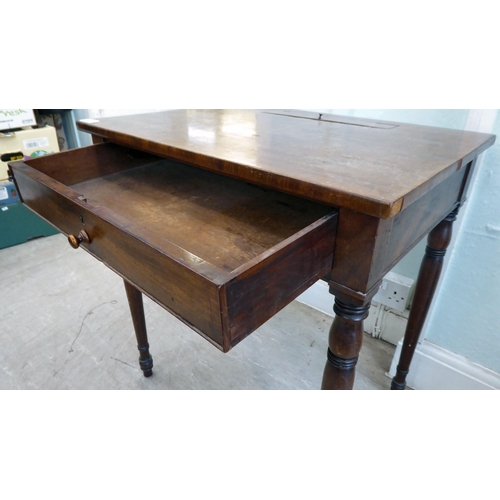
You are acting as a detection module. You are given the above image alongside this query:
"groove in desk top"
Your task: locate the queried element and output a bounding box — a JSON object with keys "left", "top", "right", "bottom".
{"left": 77, "top": 110, "right": 496, "bottom": 219}
{"left": 70, "top": 159, "right": 335, "bottom": 273}
{"left": 261, "top": 110, "right": 400, "bottom": 129}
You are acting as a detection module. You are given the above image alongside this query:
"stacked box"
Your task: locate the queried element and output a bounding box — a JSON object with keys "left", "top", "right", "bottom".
{"left": 0, "top": 126, "right": 60, "bottom": 249}
{"left": 0, "top": 109, "right": 36, "bottom": 131}
{"left": 1, "top": 125, "right": 59, "bottom": 180}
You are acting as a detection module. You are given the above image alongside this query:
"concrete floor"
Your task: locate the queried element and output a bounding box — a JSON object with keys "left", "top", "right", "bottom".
{"left": 0, "top": 234, "right": 396, "bottom": 390}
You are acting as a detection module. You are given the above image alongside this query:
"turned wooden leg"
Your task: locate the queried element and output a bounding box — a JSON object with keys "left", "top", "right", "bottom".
{"left": 123, "top": 280, "right": 154, "bottom": 377}
{"left": 322, "top": 298, "right": 371, "bottom": 390}
{"left": 391, "top": 206, "right": 460, "bottom": 390}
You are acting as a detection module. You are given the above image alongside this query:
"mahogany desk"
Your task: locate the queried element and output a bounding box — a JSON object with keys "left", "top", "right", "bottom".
{"left": 9, "top": 110, "right": 496, "bottom": 389}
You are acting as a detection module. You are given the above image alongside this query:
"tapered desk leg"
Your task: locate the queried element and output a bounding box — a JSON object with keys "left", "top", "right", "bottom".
{"left": 322, "top": 298, "right": 371, "bottom": 390}
{"left": 123, "top": 280, "right": 154, "bottom": 377}
{"left": 391, "top": 206, "right": 460, "bottom": 390}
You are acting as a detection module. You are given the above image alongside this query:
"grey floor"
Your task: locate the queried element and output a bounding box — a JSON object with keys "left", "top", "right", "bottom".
{"left": 1, "top": 234, "right": 396, "bottom": 390}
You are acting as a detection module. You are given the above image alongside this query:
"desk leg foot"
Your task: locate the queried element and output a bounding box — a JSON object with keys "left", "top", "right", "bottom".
{"left": 124, "top": 280, "right": 154, "bottom": 378}
{"left": 322, "top": 299, "right": 370, "bottom": 390}
{"left": 391, "top": 206, "right": 459, "bottom": 390}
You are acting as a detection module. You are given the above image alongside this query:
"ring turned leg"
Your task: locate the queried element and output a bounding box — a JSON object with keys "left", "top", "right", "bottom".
{"left": 322, "top": 298, "right": 371, "bottom": 390}
{"left": 123, "top": 280, "right": 154, "bottom": 377}
{"left": 391, "top": 206, "right": 460, "bottom": 390}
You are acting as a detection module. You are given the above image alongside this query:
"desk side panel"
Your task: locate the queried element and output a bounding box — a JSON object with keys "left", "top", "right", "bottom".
{"left": 379, "top": 161, "right": 473, "bottom": 279}
{"left": 11, "top": 166, "right": 225, "bottom": 348}
{"left": 328, "top": 160, "right": 475, "bottom": 299}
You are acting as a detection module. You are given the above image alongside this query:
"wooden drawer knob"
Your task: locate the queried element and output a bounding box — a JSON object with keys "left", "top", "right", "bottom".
{"left": 68, "top": 230, "right": 91, "bottom": 249}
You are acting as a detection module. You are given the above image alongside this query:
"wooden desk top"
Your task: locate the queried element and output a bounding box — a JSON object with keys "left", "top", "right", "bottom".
{"left": 78, "top": 110, "right": 495, "bottom": 219}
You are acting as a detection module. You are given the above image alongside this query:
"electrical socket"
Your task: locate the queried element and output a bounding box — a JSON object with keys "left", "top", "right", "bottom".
{"left": 373, "top": 271, "right": 414, "bottom": 312}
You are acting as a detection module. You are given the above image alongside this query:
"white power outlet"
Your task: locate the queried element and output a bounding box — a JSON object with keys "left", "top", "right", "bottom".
{"left": 373, "top": 271, "right": 414, "bottom": 312}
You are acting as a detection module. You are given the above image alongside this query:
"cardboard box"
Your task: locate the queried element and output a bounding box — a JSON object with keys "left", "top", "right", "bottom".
{"left": 0, "top": 125, "right": 59, "bottom": 180}
{"left": 0, "top": 109, "right": 36, "bottom": 131}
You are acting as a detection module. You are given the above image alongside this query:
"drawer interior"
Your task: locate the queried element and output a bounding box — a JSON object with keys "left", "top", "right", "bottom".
{"left": 72, "top": 161, "right": 334, "bottom": 272}
{"left": 27, "top": 142, "right": 335, "bottom": 274}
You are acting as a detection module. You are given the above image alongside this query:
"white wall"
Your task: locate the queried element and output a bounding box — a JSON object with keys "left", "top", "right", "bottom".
{"left": 422, "top": 110, "right": 499, "bottom": 373}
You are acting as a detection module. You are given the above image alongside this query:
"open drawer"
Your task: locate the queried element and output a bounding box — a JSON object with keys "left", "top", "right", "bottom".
{"left": 9, "top": 142, "right": 338, "bottom": 352}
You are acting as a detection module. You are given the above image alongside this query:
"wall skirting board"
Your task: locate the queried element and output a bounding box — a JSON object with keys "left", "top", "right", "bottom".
{"left": 389, "top": 340, "right": 500, "bottom": 390}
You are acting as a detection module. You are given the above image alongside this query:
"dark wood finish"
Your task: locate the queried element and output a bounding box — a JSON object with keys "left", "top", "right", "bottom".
{"left": 380, "top": 162, "right": 474, "bottom": 277}
{"left": 77, "top": 110, "right": 495, "bottom": 219}
{"left": 11, "top": 163, "right": 226, "bottom": 347}
{"left": 70, "top": 157, "right": 335, "bottom": 272}
{"left": 224, "top": 215, "right": 336, "bottom": 349}
{"left": 328, "top": 209, "right": 391, "bottom": 297}
{"left": 21, "top": 141, "right": 159, "bottom": 186}
{"left": 124, "top": 279, "right": 153, "bottom": 377}
{"left": 9, "top": 143, "right": 337, "bottom": 352}
{"left": 8, "top": 110, "right": 496, "bottom": 389}
{"left": 391, "top": 206, "right": 460, "bottom": 390}
{"left": 322, "top": 295, "right": 373, "bottom": 390}
{"left": 328, "top": 161, "right": 477, "bottom": 300}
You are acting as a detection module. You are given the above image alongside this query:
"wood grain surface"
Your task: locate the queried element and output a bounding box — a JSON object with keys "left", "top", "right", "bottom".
{"left": 70, "top": 156, "right": 335, "bottom": 272}
{"left": 77, "top": 110, "right": 495, "bottom": 218}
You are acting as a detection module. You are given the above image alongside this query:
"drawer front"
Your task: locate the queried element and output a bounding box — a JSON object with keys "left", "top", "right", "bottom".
{"left": 11, "top": 166, "right": 225, "bottom": 348}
